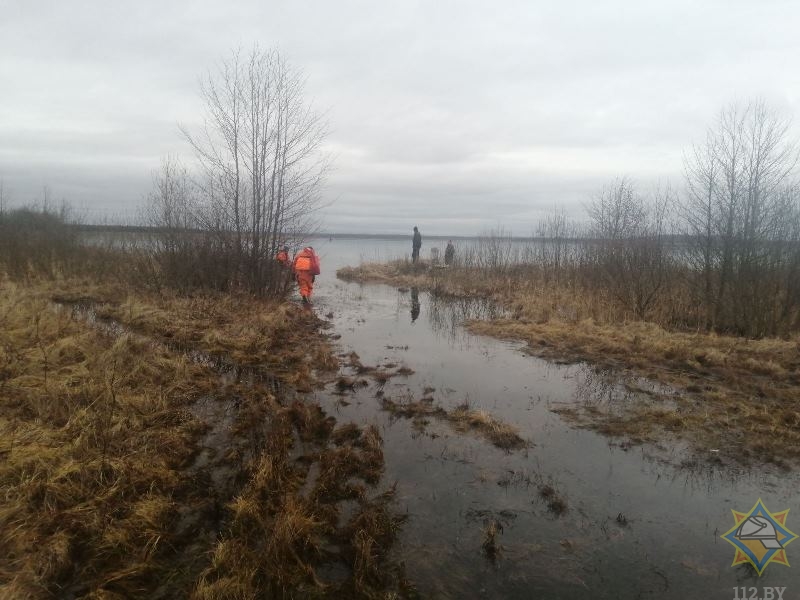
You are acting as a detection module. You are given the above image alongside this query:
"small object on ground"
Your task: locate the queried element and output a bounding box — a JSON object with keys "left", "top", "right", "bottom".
{"left": 482, "top": 519, "right": 502, "bottom": 560}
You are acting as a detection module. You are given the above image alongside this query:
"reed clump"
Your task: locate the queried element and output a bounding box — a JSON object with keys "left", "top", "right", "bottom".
{"left": 193, "top": 408, "right": 409, "bottom": 599}
{"left": 380, "top": 395, "right": 528, "bottom": 451}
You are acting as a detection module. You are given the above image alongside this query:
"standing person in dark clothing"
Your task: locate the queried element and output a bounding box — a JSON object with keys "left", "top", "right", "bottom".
{"left": 444, "top": 240, "right": 455, "bottom": 266}
{"left": 412, "top": 226, "right": 422, "bottom": 263}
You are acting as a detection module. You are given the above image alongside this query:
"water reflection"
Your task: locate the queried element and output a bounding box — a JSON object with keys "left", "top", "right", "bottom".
{"left": 410, "top": 287, "right": 420, "bottom": 323}
{"left": 426, "top": 292, "right": 506, "bottom": 344}
{"left": 317, "top": 277, "right": 800, "bottom": 598}
{"left": 566, "top": 362, "right": 791, "bottom": 493}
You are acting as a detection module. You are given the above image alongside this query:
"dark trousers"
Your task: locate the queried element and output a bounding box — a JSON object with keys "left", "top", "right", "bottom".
{"left": 412, "top": 247, "right": 420, "bottom": 263}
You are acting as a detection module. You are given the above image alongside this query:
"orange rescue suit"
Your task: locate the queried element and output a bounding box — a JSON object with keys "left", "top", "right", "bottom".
{"left": 293, "top": 247, "right": 321, "bottom": 299}
{"left": 276, "top": 250, "right": 289, "bottom": 265}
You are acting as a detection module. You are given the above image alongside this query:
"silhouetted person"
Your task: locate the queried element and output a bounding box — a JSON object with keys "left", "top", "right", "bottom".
{"left": 410, "top": 287, "right": 420, "bottom": 322}
{"left": 412, "top": 226, "right": 422, "bottom": 263}
{"left": 444, "top": 240, "right": 455, "bottom": 266}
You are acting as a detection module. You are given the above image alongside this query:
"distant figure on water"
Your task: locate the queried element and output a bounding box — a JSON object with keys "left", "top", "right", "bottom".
{"left": 444, "top": 240, "right": 455, "bottom": 266}
{"left": 412, "top": 226, "right": 422, "bottom": 263}
{"left": 293, "top": 246, "right": 321, "bottom": 304}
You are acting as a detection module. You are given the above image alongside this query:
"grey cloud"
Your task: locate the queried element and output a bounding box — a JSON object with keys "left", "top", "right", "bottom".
{"left": 2, "top": 0, "right": 800, "bottom": 233}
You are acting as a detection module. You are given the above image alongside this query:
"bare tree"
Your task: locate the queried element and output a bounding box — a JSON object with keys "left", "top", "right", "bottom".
{"left": 533, "top": 207, "right": 576, "bottom": 282}
{"left": 180, "top": 46, "right": 329, "bottom": 295}
{"left": 587, "top": 178, "right": 674, "bottom": 319}
{"left": 682, "top": 100, "right": 799, "bottom": 335}
{"left": 141, "top": 157, "right": 204, "bottom": 291}
{"left": 683, "top": 130, "right": 721, "bottom": 328}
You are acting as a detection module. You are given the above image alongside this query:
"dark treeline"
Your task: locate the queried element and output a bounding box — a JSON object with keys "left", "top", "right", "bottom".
{"left": 0, "top": 206, "right": 84, "bottom": 280}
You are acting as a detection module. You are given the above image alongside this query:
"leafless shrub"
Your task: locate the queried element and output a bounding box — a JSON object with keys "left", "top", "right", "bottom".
{"left": 682, "top": 100, "right": 800, "bottom": 335}
{"left": 174, "top": 45, "right": 329, "bottom": 296}
{"left": 586, "top": 178, "right": 675, "bottom": 320}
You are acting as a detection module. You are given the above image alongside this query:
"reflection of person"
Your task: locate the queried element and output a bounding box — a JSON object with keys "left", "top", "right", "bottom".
{"left": 412, "top": 226, "right": 422, "bottom": 263}
{"left": 410, "top": 287, "right": 420, "bottom": 322}
{"left": 444, "top": 240, "right": 455, "bottom": 266}
{"left": 292, "top": 246, "right": 321, "bottom": 304}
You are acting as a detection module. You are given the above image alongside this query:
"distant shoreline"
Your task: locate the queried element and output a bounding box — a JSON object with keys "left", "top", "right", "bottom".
{"left": 74, "top": 224, "right": 495, "bottom": 240}
{"left": 74, "top": 224, "right": 594, "bottom": 243}
{"left": 75, "top": 224, "right": 723, "bottom": 246}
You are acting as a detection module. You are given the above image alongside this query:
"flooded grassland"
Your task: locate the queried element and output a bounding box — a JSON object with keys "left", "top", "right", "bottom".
{"left": 326, "top": 254, "right": 800, "bottom": 599}
{"left": 0, "top": 279, "right": 410, "bottom": 599}
{"left": 3, "top": 234, "right": 799, "bottom": 599}
{"left": 338, "top": 260, "right": 800, "bottom": 467}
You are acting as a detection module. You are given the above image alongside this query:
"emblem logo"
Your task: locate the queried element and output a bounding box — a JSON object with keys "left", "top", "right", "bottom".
{"left": 721, "top": 499, "right": 797, "bottom": 575}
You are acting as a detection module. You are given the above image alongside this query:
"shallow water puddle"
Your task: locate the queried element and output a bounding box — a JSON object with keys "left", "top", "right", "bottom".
{"left": 309, "top": 273, "right": 800, "bottom": 599}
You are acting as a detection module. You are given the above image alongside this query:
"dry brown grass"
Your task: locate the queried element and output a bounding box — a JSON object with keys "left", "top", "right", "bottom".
{"left": 448, "top": 404, "right": 527, "bottom": 450}
{"left": 479, "top": 319, "right": 800, "bottom": 463}
{"left": 538, "top": 484, "right": 568, "bottom": 516}
{"left": 0, "top": 282, "right": 208, "bottom": 598}
{"left": 481, "top": 519, "right": 502, "bottom": 560}
{"left": 339, "top": 261, "right": 800, "bottom": 464}
{"left": 337, "top": 262, "right": 431, "bottom": 290}
{"left": 1, "top": 275, "right": 410, "bottom": 598}
{"left": 193, "top": 407, "right": 407, "bottom": 599}
{"left": 48, "top": 280, "right": 338, "bottom": 390}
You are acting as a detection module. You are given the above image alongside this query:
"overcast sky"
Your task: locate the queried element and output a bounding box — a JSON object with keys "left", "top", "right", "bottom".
{"left": 2, "top": 1, "right": 799, "bottom": 234}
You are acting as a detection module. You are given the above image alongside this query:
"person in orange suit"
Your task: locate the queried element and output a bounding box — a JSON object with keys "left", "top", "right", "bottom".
{"left": 292, "top": 246, "right": 321, "bottom": 303}
{"left": 276, "top": 245, "right": 290, "bottom": 266}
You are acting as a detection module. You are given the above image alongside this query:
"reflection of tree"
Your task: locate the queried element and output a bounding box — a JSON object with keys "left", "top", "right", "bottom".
{"left": 410, "top": 287, "right": 420, "bottom": 322}
{"left": 426, "top": 293, "right": 505, "bottom": 344}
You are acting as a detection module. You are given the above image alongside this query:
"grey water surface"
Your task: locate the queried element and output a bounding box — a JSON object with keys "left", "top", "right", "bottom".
{"left": 304, "top": 237, "right": 799, "bottom": 600}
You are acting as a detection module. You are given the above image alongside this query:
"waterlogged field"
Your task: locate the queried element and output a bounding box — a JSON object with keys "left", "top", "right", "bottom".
{"left": 0, "top": 279, "right": 407, "bottom": 598}
{"left": 2, "top": 236, "right": 798, "bottom": 599}
{"left": 308, "top": 238, "right": 800, "bottom": 599}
